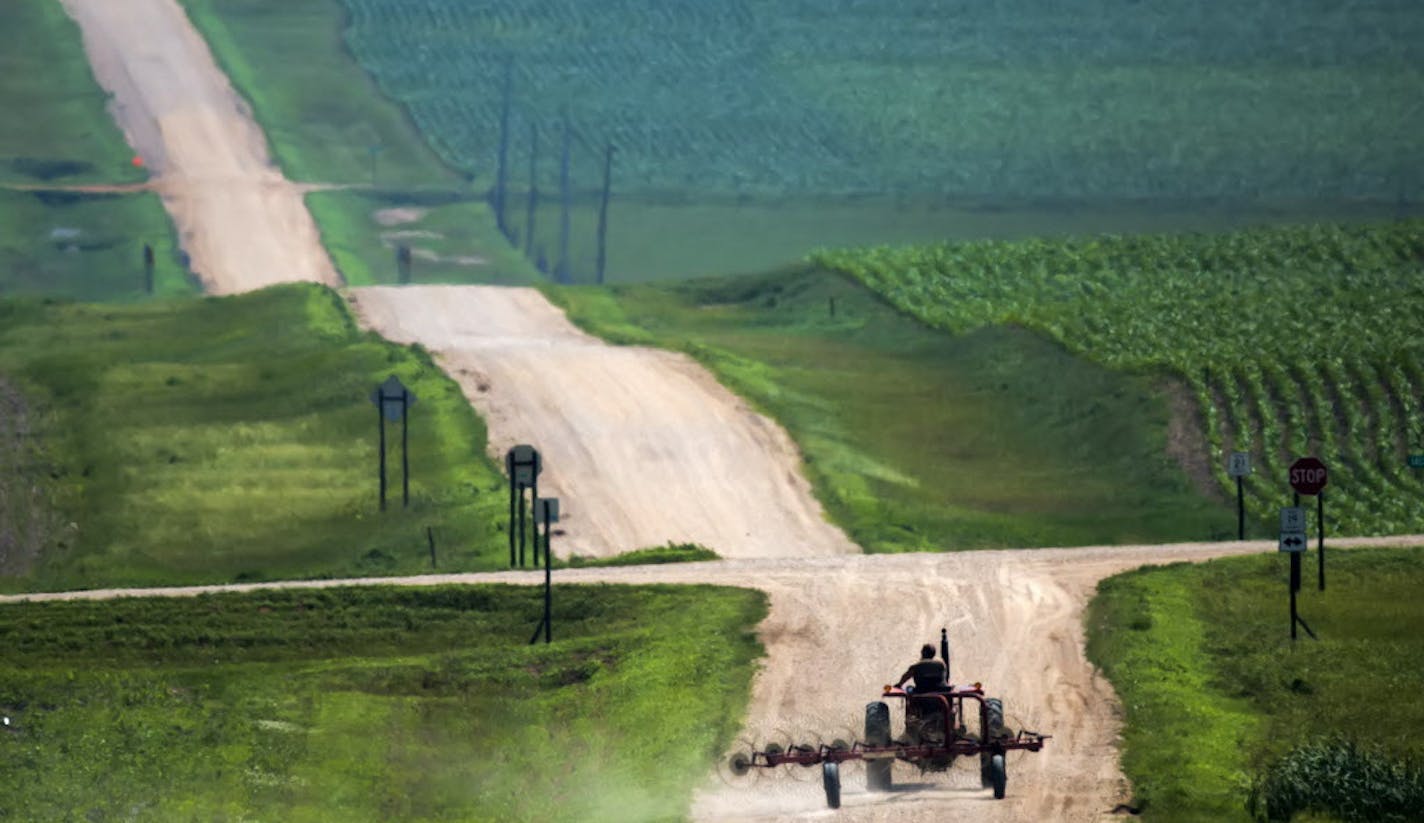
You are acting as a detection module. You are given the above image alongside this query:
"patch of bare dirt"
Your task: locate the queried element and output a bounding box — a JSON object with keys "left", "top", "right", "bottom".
{"left": 1162, "top": 376, "right": 1221, "bottom": 501}
{"left": 373, "top": 207, "right": 428, "bottom": 226}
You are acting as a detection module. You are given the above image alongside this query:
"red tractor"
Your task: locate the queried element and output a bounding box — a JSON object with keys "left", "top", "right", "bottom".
{"left": 728, "top": 631, "right": 1050, "bottom": 809}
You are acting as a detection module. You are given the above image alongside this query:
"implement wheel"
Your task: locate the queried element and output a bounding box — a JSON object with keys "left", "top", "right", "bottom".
{"left": 822, "top": 762, "right": 841, "bottom": 809}
{"left": 865, "top": 701, "right": 893, "bottom": 792}
{"left": 989, "top": 753, "right": 1007, "bottom": 799}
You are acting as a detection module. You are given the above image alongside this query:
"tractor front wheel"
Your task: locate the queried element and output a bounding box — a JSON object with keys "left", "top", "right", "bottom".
{"left": 865, "top": 701, "right": 893, "bottom": 792}
{"left": 822, "top": 762, "right": 841, "bottom": 809}
{"left": 989, "top": 753, "right": 1007, "bottom": 799}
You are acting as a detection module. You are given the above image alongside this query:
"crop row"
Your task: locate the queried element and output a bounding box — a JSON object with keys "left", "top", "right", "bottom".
{"left": 336, "top": 0, "right": 1424, "bottom": 200}
{"left": 814, "top": 219, "right": 1424, "bottom": 536}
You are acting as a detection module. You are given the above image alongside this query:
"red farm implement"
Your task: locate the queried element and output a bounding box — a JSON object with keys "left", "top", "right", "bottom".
{"left": 727, "top": 633, "right": 1050, "bottom": 809}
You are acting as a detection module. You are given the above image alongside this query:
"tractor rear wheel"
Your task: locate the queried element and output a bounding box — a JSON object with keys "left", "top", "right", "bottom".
{"left": 985, "top": 697, "right": 1005, "bottom": 738}
{"left": 989, "top": 753, "right": 1007, "bottom": 799}
{"left": 822, "top": 762, "right": 841, "bottom": 809}
{"left": 865, "top": 701, "right": 893, "bottom": 792}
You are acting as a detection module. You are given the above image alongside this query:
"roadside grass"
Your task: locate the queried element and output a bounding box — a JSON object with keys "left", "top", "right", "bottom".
{"left": 566, "top": 543, "right": 720, "bottom": 568}
{"left": 0, "top": 583, "right": 768, "bottom": 822}
{"left": 0, "top": 3, "right": 144, "bottom": 187}
{"left": 0, "top": 284, "right": 512, "bottom": 591}
{"left": 0, "top": 4, "right": 192, "bottom": 301}
{"left": 178, "top": 0, "right": 451, "bottom": 188}
{"left": 1086, "top": 545, "right": 1424, "bottom": 821}
{"left": 549, "top": 267, "right": 1230, "bottom": 550}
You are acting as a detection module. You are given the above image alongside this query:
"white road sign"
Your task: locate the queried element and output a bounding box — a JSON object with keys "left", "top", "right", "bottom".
{"left": 1280, "top": 506, "right": 1306, "bottom": 533}
{"left": 535, "top": 498, "right": 560, "bottom": 523}
{"left": 1279, "top": 532, "right": 1308, "bottom": 552}
{"left": 1227, "top": 452, "right": 1251, "bottom": 478}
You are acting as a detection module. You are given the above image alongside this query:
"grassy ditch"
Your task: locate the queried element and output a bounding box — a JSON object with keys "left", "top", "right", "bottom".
{"left": 1086, "top": 545, "right": 1424, "bottom": 821}
{"left": 0, "top": 583, "right": 768, "bottom": 821}
{"left": 550, "top": 267, "right": 1228, "bottom": 550}
{"left": 0, "top": 284, "right": 510, "bottom": 591}
{"left": 0, "top": 3, "right": 192, "bottom": 300}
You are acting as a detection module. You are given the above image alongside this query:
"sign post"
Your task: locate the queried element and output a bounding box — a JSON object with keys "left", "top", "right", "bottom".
{"left": 1227, "top": 452, "right": 1251, "bottom": 540}
{"left": 1279, "top": 507, "right": 1314, "bottom": 641}
{"left": 506, "top": 445, "right": 542, "bottom": 567}
{"left": 529, "top": 498, "right": 559, "bottom": 645}
{"left": 1288, "top": 457, "right": 1328, "bottom": 591}
{"left": 1409, "top": 455, "right": 1424, "bottom": 469}
{"left": 369, "top": 376, "right": 417, "bottom": 510}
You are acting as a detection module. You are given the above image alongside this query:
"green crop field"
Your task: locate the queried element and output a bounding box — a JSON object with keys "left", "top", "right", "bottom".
{"left": 0, "top": 584, "right": 767, "bottom": 821}
{"left": 815, "top": 219, "right": 1424, "bottom": 538}
{"left": 0, "top": 284, "right": 515, "bottom": 591}
{"left": 338, "top": 0, "right": 1423, "bottom": 203}
{"left": 1087, "top": 546, "right": 1424, "bottom": 821}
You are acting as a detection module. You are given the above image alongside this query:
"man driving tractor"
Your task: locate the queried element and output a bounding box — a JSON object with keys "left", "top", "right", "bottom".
{"left": 895, "top": 643, "right": 948, "bottom": 693}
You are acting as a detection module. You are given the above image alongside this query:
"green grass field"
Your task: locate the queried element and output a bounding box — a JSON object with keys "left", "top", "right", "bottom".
{"left": 0, "top": 284, "right": 513, "bottom": 591}
{"left": 818, "top": 220, "right": 1424, "bottom": 537}
{"left": 1086, "top": 545, "right": 1424, "bottom": 821}
{"left": 550, "top": 266, "right": 1230, "bottom": 550}
{"left": 0, "top": 583, "right": 768, "bottom": 821}
{"left": 0, "top": 4, "right": 192, "bottom": 301}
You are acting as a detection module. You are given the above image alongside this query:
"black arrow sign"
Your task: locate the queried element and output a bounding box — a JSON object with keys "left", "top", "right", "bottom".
{"left": 1283, "top": 536, "right": 1304, "bottom": 548}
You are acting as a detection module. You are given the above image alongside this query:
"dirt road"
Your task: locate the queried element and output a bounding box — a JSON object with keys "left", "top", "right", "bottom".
{"left": 6, "top": 536, "right": 1418, "bottom": 820}
{"left": 58, "top": 0, "right": 340, "bottom": 294}
{"left": 350, "top": 285, "right": 859, "bottom": 559}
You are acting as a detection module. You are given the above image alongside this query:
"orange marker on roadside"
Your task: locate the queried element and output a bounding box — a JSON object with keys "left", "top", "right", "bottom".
{"left": 132, "top": 155, "right": 145, "bottom": 168}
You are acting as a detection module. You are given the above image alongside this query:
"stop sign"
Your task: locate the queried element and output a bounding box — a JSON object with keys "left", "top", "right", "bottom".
{"left": 1289, "top": 457, "right": 1328, "bottom": 495}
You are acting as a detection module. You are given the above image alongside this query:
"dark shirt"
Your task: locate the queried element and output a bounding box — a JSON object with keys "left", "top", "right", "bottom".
{"left": 909, "top": 659, "right": 947, "bottom": 691}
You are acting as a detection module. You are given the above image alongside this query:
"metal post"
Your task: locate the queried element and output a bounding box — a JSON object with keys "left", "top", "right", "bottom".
{"left": 525, "top": 121, "right": 538, "bottom": 258}
{"left": 595, "top": 144, "right": 614, "bottom": 285}
{"left": 401, "top": 390, "right": 410, "bottom": 508}
{"left": 543, "top": 505, "right": 553, "bottom": 644}
{"left": 1317, "top": 492, "right": 1325, "bottom": 591}
{"left": 518, "top": 483, "right": 526, "bottom": 567}
{"left": 1236, "top": 476, "right": 1244, "bottom": 540}
{"left": 558, "top": 112, "right": 572, "bottom": 283}
{"left": 494, "top": 60, "right": 513, "bottom": 238}
{"left": 377, "top": 399, "right": 387, "bottom": 511}
{"left": 1289, "top": 552, "right": 1299, "bottom": 640}
{"left": 530, "top": 465, "right": 540, "bottom": 566}
{"left": 507, "top": 453, "right": 516, "bottom": 567}
{"left": 427, "top": 526, "right": 437, "bottom": 568}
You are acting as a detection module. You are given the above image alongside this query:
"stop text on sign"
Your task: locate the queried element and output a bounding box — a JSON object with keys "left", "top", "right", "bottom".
{"left": 1288, "top": 457, "right": 1328, "bottom": 495}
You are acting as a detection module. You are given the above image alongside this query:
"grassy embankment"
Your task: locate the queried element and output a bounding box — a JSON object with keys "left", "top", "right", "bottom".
{"left": 179, "top": 0, "right": 538, "bottom": 286}
{"left": 551, "top": 267, "right": 1229, "bottom": 550}
{"left": 1087, "top": 545, "right": 1424, "bottom": 821}
{"left": 817, "top": 221, "right": 1424, "bottom": 537}
{"left": 0, "top": 3, "right": 192, "bottom": 300}
{"left": 0, "top": 583, "right": 767, "bottom": 821}
{"left": 0, "top": 284, "right": 516, "bottom": 591}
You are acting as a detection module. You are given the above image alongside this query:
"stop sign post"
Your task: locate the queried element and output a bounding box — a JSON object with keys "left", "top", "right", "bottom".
{"left": 1288, "top": 457, "right": 1328, "bottom": 592}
